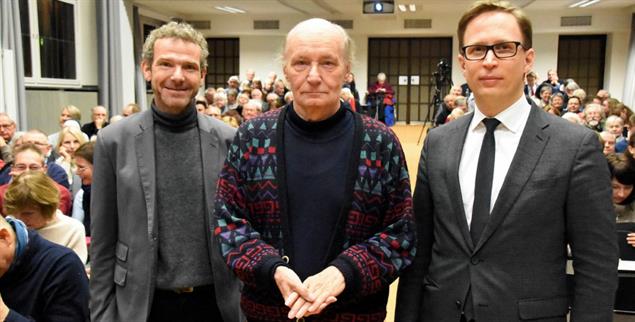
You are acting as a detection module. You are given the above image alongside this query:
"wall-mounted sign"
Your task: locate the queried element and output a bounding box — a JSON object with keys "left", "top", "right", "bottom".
{"left": 398, "top": 75, "right": 409, "bottom": 85}
{"left": 410, "top": 75, "right": 420, "bottom": 85}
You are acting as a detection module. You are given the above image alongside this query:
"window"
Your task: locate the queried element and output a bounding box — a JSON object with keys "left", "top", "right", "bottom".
{"left": 205, "top": 38, "right": 239, "bottom": 89}
{"left": 20, "top": 0, "right": 78, "bottom": 87}
{"left": 557, "top": 35, "right": 606, "bottom": 97}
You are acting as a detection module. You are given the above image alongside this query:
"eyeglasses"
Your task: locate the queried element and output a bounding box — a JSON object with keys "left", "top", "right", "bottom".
{"left": 76, "top": 165, "right": 91, "bottom": 173}
{"left": 461, "top": 41, "right": 526, "bottom": 61}
{"left": 13, "top": 164, "right": 43, "bottom": 171}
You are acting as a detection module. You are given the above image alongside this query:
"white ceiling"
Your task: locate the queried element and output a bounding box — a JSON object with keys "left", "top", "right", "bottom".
{"left": 133, "top": 0, "right": 635, "bottom": 20}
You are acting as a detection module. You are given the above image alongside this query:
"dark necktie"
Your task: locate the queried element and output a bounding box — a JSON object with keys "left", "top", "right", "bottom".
{"left": 471, "top": 118, "right": 501, "bottom": 245}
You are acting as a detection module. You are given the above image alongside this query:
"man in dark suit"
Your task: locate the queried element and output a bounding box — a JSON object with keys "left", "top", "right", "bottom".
{"left": 396, "top": 1, "right": 617, "bottom": 321}
{"left": 89, "top": 21, "right": 243, "bottom": 322}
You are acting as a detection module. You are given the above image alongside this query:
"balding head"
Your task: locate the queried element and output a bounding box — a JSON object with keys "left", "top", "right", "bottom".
{"left": 282, "top": 18, "right": 353, "bottom": 68}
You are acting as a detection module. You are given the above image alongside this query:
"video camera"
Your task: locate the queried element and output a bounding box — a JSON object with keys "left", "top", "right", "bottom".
{"left": 432, "top": 59, "right": 452, "bottom": 88}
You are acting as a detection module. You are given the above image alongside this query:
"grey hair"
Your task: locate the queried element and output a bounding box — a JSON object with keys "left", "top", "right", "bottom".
{"left": 142, "top": 21, "right": 209, "bottom": 68}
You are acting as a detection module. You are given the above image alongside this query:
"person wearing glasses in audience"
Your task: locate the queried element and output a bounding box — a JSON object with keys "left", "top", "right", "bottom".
{"left": 0, "top": 144, "right": 71, "bottom": 216}
{"left": 3, "top": 171, "right": 87, "bottom": 264}
{"left": 0, "top": 114, "right": 21, "bottom": 164}
{"left": 0, "top": 130, "right": 70, "bottom": 189}
{"left": 396, "top": 1, "right": 617, "bottom": 321}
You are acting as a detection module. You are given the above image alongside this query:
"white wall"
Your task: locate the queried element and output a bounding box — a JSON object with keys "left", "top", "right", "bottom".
{"left": 194, "top": 7, "right": 632, "bottom": 101}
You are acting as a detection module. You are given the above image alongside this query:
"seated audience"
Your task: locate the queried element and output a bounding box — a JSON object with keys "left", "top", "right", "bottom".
{"left": 8, "top": 130, "right": 70, "bottom": 188}
{"left": 195, "top": 97, "right": 208, "bottom": 114}
{"left": 584, "top": 103, "right": 604, "bottom": 132}
{"left": 0, "top": 215, "right": 89, "bottom": 321}
{"left": 205, "top": 106, "right": 222, "bottom": 119}
{"left": 55, "top": 127, "right": 88, "bottom": 186}
{"left": 605, "top": 115, "right": 627, "bottom": 153}
{"left": 600, "top": 131, "right": 616, "bottom": 155}
{"left": 4, "top": 171, "right": 86, "bottom": 263}
{"left": 0, "top": 114, "right": 21, "bottom": 164}
{"left": 565, "top": 96, "right": 583, "bottom": 114}
{"left": 81, "top": 105, "right": 109, "bottom": 140}
{"left": 242, "top": 99, "right": 263, "bottom": 121}
{"left": 48, "top": 105, "right": 82, "bottom": 147}
{"left": 221, "top": 110, "right": 242, "bottom": 128}
{"left": 533, "top": 85, "right": 552, "bottom": 108}
{"left": 0, "top": 144, "right": 71, "bottom": 216}
{"left": 562, "top": 112, "right": 584, "bottom": 125}
{"left": 204, "top": 87, "right": 216, "bottom": 105}
{"left": 446, "top": 107, "right": 465, "bottom": 123}
{"left": 608, "top": 153, "right": 635, "bottom": 224}
{"left": 71, "top": 142, "right": 94, "bottom": 237}
{"left": 122, "top": 103, "right": 141, "bottom": 117}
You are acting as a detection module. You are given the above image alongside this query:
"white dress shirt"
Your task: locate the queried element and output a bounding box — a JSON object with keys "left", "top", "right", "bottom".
{"left": 459, "top": 94, "right": 531, "bottom": 228}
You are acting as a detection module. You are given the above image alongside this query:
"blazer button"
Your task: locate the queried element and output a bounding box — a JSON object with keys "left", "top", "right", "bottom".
{"left": 455, "top": 300, "right": 462, "bottom": 308}
{"left": 470, "top": 257, "right": 481, "bottom": 265}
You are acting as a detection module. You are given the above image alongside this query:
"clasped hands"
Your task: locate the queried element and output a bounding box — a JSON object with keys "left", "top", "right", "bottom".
{"left": 274, "top": 265, "right": 345, "bottom": 319}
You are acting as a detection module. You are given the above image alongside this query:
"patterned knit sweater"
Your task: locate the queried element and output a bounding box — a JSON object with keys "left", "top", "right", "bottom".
{"left": 214, "top": 106, "right": 415, "bottom": 321}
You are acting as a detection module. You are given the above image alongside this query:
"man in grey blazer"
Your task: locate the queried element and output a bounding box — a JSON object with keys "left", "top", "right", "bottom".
{"left": 90, "top": 22, "right": 243, "bottom": 322}
{"left": 396, "top": 1, "right": 617, "bottom": 321}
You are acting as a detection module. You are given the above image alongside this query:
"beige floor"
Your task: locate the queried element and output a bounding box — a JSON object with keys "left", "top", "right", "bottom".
{"left": 384, "top": 124, "right": 427, "bottom": 322}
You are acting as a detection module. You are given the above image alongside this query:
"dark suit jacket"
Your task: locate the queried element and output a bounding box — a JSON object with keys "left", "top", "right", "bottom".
{"left": 396, "top": 103, "right": 618, "bottom": 321}
{"left": 89, "top": 109, "right": 243, "bottom": 322}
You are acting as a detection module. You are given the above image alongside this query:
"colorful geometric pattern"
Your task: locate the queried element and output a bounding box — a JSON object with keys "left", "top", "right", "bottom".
{"left": 214, "top": 107, "right": 415, "bottom": 320}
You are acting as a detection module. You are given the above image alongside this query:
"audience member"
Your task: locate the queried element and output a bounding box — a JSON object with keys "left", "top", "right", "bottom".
{"left": 204, "top": 87, "right": 216, "bottom": 105}
{"left": 606, "top": 115, "right": 627, "bottom": 153}
{"left": 435, "top": 94, "right": 455, "bottom": 126}
{"left": 4, "top": 171, "right": 86, "bottom": 263}
{"left": 607, "top": 153, "right": 635, "bottom": 223}
{"left": 48, "top": 105, "right": 81, "bottom": 147}
{"left": 242, "top": 99, "right": 262, "bottom": 121}
{"left": 549, "top": 92, "right": 565, "bottom": 113}
{"left": 600, "top": 131, "right": 617, "bottom": 155}
{"left": 206, "top": 106, "right": 222, "bottom": 119}
{"left": 13, "top": 130, "right": 70, "bottom": 188}
{"left": 0, "top": 114, "right": 21, "bottom": 164}
{"left": 251, "top": 88, "right": 264, "bottom": 101}
{"left": 343, "top": 72, "right": 360, "bottom": 102}
{"left": 0, "top": 215, "right": 89, "bottom": 321}
{"left": 195, "top": 96, "right": 208, "bottom": 114}
{"left": 0, "top": 144, "right": 72, "bottom": 216}
{"left": 55, "top": 127, "right": 88, "bottom": 187}
{"left": 226, "top": 75, "right": 240, "bottom": 92}
{"left": 71, "top": 142, "right": 94, "bottom": 237}
{"left": 284, "top": 91, "right": 294, "bottom": 105}
{"left": 534, "top": 85, "right": 552, "bottom": 108}
{"left": 226, "top": 88, "right": 239, "bottom": 110}
{"left": 523, "top": 70, "right": 538, "bottom": 97}
{"left": 122, "top": 103, "right": 141, "bottom": 117}
{"left": 584, "top": 103, "right": 604, "bottom": 132}
{"left": 81, "top": 105, "right": 109, "bottom": 140}
{"left": 562, "top": 112, "right": 584, "bottom": 125}
{"left": 264, "top": 92, "right": 281, "bottom": 112}
{"left": 213, "top": 92, "right": 228, "bottom": 113}
{"left": 565, "top": 95, "right": 582, "bottom": 114}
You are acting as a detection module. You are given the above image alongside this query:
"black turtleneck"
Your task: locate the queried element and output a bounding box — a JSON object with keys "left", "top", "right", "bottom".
{"left": 151, "top": 102, "right": 198, "bottom": 132}
{"left": 151, "top": 100, "right": 213, "bottom": 289}
{"left": 284, "top": 103, "right": 354, "bottom": 280}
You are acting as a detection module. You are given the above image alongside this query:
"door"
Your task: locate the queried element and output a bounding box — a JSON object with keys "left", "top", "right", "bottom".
{"left": 368, "top": 38, "right": 453, "bottom": 124}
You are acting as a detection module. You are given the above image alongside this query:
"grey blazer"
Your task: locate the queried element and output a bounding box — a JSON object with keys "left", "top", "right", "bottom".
{"left": 89, "top": 109, "right": 243, "bottom": 322}
{"left": 396, "top": 104, "right": 618, "bottom": 322}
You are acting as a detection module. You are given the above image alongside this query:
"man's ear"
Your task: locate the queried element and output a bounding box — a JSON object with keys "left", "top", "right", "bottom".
{"left": 141, "top": 60, "right": 152, "bottom": 82}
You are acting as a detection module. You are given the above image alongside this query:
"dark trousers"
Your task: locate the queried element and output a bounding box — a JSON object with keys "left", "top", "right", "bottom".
{"left": 149, "top": 285, "right": 222, "bottom": 322}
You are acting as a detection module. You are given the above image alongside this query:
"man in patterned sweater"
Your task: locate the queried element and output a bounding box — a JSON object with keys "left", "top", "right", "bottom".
{"left": 214, "top": 18, "right": 416, "bottom": 321}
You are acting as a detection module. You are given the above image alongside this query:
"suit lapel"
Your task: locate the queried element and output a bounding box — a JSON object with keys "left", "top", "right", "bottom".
{"left": 135, "top": 110, "right": 157, "bottom": 240}
{"left": 474, "top": 104, "right": 550, "bottom": 252}
{"left": 447, "top": 113, "right": 475, "bottom": 251}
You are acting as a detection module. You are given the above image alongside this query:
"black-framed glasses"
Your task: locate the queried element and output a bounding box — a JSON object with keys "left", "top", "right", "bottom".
{"left": 461, "top": 41, "right": 525, "bottom": 61}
